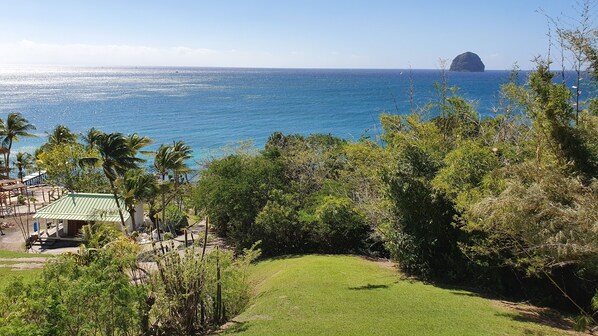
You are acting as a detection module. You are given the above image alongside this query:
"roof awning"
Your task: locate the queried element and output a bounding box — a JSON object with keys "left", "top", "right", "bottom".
{"left": 33, "top": 193, "right": 129, "bottom": 223}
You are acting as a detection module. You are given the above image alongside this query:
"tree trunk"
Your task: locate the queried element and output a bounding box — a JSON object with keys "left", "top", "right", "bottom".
{"left": 159, "top": 173, "right": 166, "bottom": 241}
{"left": 109, "top": 179, "right": 127, "bottom": 233}
{"left": 5, "top": 141, "right": 12, "bottom": 179}
{"left": 128, "top": 208, "right": 137, "bottom": 232}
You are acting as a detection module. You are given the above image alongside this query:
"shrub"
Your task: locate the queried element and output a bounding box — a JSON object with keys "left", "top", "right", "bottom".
{"left": 254, "top": 190, "right": 306, "bottom": 255}
{"left": 309, "top": 195, "right": 370, "bottom": 253}
{"left": 0, "top": 240, "right": 146, "bottom": 336}
{"left": 149, "top": 244, "right": 260, "bottom": 334}
{"left": 162, "top": 204, "right": 189, "bottom": 234}
{"left": 193, "top": 154, "right": 285, "bottom": 249}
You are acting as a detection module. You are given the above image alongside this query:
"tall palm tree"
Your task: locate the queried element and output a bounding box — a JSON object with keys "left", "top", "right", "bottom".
{"left": 119, "top": 169, "right": 158, "bottom": 231}
{"left": 81, "top": 127, "right": 104, "bottom": 151}
{"left": 126, "top": 133, "right": 153, "bottom": 153}
{"left": 171, "top": 140, "right": 192, "bottom": 186}
{"left": 46, "top": 124, "right": 78, "bottom": 147}
{"left": 81, "top": 132, "right": 144, "bottom": 230}
{"left": 154, "top": 144, "right": 182, "bottom": 239}
{"left": 14, "top": 152, "right": 34, "bottom": 182}
{"left": 153, "top": 141, "right": 193, "bottom": 238}
{"left": 0, "top": 113, "right": 36, "bottom": 178}
{"left": 171, "top": 140, "right": 192, "bottom": 212}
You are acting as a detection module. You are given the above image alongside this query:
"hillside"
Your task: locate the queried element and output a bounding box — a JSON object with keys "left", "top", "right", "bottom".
{"left": 224, "top": 255, "right": 575, "bottom": 336}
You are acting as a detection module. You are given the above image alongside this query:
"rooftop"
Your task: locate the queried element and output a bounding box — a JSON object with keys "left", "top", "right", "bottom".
{"left": 33, "top": 193, "right": 129, "bottom": 223}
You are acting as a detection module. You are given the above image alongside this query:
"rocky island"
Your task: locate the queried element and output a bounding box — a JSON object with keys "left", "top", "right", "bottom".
{"left": 449, "top": 52, "right": 485, "bottom": 72}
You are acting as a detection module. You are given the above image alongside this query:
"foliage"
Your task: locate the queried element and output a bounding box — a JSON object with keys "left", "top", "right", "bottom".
{"left": 44, "top": 124, "right": 79, "bottom": 149}
{"left": 80, "top": 222, "right": 124, "bottom": 248}
{"left": 0, "top": 240, "right": 146, "bottom": 336}
{"left": 38, "top": 142, "right": 110, "bottom": 192}
{"left": 163, "top": 203, "right": 189, "bottom": 234}
{"left": 0, "top": 112, "right": 36, "bottom": 178}
{"left": 254, "top": 189, "right": 306, "bottom": 255}
{"left": 193, "top": 153, "right": 285, "bottom": 249}
{"left": 194, "top": 134, "right": 375, "bottom": 256}
{"left": 149, "top": 244, "right": 260, "bottom": 335}
{"left": 307, "top": 195, "right": 370, "bottom": 253}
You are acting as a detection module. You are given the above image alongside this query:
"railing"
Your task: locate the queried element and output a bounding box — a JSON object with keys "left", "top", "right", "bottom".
{"left": 22, "top": 171, "right": 47, "bottom": 186}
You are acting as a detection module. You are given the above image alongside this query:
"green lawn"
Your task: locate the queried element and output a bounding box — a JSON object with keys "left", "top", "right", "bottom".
{"left": 0, "top": 250, "right": 50, "bottom": 259}
{"left": 0, "top": 249, "right": 49, "bottom": 288}
{"left": 225, "top": 255, "right": 571, "bottom": 336}
{"left": 0, "top": 267, "right": 43, "bottom": 288}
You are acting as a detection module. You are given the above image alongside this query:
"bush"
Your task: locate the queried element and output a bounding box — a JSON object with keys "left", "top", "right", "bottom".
{"left": 79, "top": 222, "right": 123, "bottom": 248}
{"left": 0, "top": 240, "right": 146, "bottom": 336}
{"left": 193, "top": 154, "right": 285, "bottom": 249}
{"left": 254, "top": 190, "right": 307, "bottom": 255}
{"left": 162, "top": 204, "right": 189, "bottom": 234}
{"left": 309, "top": 195, "right": 370, "bottom": 253}
{"left": 149, "top": 244, "right": 260, "bottom": 334}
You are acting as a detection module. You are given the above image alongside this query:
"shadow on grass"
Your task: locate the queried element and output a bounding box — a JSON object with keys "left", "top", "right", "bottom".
{"left": 264, "top": 254, "right": 306, "bottom": 261}
{"left": 433, "top": 283, "right": 577, "bottom": 332}
{"left": 448, "top": 290, "right": 480, "bottom": 298}
{"left": 348, "top": 283, "right": 389, "bottom": 290}
{"left": 494, "top": 303, "right": 577, "bottom": 332}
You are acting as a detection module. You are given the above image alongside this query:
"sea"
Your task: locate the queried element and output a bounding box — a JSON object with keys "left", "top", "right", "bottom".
{"left": 0, "top": 66, "right": 517, "bottom": 164}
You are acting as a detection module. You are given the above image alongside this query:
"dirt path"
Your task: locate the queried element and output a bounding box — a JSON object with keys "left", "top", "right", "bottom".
{"left": 0, "top": 257, "right": 47, "bottom": 269}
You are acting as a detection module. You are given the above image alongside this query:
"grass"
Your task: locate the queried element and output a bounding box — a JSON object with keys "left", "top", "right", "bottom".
{"left": 0, "top": 249, "right": 49, "bottom": 289}
{"left": 0, "top": 267, "right": 43, "bottom": 288}
{"left": 225, "top": 255, "right": 571, "bottom": 336}
{"left": 0, "top": 250, "right": 51, "bottom": 259}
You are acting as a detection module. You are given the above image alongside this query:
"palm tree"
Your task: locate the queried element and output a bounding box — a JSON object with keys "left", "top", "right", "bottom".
{"left": 171, "top": 140, "right": 192, "bottom": 212}
{"left": 171, "top": 140, "right": 192, "bottom": 186}
{"left": 154, "top": 144, "right": 181, "bottom": 239}
{"left": 119, "top": 169, "right": 158, "bottom": 231}
{"left": 81, "top": 132, "right": 144, "bottom": 231}
{"left": 46, "top": 124, "right": 78, "bottom": 147}
{"left": 126, "top": 133, "right": 153, "bottom": 153}
{"left": 81, "top": 127, "right": 104, "bottom": 151}
{"left": 153, "top": 141, "right": 193, "bottom": 239}
{"left": 14, "top": 152, "right": 34, "bottom": 182}
{"left": 0, "top": 113, "right": 36, "bottom": 178}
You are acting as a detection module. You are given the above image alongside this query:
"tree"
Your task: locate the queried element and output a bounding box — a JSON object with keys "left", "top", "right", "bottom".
{"left": 13, "top": 152, "right": 34, "bottom": 182}
{"left": 171, "top": 140, "right": 193, "bottom": 186}
{"left": 0, "top": 240, "right": 147, "bottom": 336}
{"left": 81, "top": 127, "right": 104, "bottom": 150}
{"left": 153, "top": 142, "right": 192, "bottom": 238}
{"left": 193, "top": 153, "right": 285, "bottom": 249}
{"left": 119, "top": 169, "right": 158, "bottom": 231}
{"left": 81, "top": 132, "right": 144, "bottom": 230}
{"left": 126, "top": 133, "right": 153, "bottom": 152}
{"left": 39, "top": 143, "right": 109, "bottom": 193}
{"left": 45, "top": 124, "right": 78, "bottom": 148}
{"left": 0, "top": 112, "right": 36, "bottom": 178}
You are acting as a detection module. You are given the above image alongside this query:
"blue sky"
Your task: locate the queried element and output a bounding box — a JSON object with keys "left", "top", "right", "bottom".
{"left": 0, "top": 1, "right": 588, "bottom": 69}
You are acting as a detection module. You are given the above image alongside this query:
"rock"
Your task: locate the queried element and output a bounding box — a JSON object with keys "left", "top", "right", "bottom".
{"left": 449, "top": 52, "right": 485, "bottom": 72}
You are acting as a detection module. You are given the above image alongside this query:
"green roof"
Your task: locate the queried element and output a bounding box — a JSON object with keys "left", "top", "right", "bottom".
{"left": 33, "top": 193, "right": 129, "bottom": 223}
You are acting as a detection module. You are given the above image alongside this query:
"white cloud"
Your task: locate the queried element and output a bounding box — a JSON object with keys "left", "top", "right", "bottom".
{"left": 0, "top": 40, "right": 240, "bottom": 67}
{"left": 0, "top": 40, "right": 414, "bottom": 68}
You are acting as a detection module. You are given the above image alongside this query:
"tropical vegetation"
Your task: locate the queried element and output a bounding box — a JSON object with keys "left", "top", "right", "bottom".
{"left": 0, "top": 3, "right": 596, "bottom": 334}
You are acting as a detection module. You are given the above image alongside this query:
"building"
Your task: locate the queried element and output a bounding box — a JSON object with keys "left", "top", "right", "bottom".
{"left": 32, "top": 193, "right": 144, "bottom": 239}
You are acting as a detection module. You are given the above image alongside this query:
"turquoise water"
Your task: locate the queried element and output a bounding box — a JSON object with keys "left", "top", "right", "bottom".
{"left": 0, "top": 66, "right": 514, "bottom": 160}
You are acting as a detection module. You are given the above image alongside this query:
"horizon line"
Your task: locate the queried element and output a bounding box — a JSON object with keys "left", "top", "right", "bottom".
{"left": 0, "top": 63, "right": 531, "bottom": 72}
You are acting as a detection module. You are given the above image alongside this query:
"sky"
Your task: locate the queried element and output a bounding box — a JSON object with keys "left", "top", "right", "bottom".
{"left": 0, "top": 0, "right": 591, "bottom": 70}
